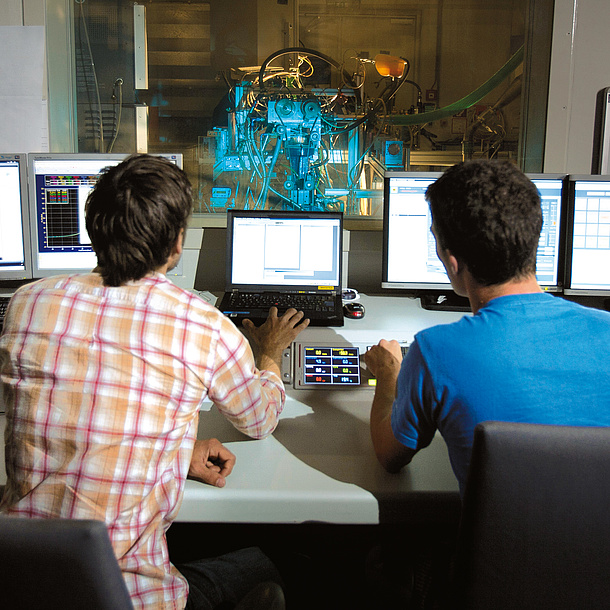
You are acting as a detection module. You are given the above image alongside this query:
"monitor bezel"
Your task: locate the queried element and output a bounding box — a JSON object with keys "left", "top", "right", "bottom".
{"left": 0, "top": 153, "right": 33, "bottom": 281}
{"left": 563, "top": 173, "right": 610, "bottom": 297}
{"left": 27, "top": 153, "right": 183, "bottom": 279}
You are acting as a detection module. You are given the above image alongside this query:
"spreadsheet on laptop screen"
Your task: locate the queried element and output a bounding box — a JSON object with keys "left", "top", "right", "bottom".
{"left": 230, "top": 214, "right": 341, "bottom": 288}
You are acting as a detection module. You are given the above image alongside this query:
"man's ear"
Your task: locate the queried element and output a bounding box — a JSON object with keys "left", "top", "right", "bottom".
{"left": 444, "top": 249, "right": 461, "bottom": 277}
{"left": 173, "top": 228, "right": 184, "bottom": 257}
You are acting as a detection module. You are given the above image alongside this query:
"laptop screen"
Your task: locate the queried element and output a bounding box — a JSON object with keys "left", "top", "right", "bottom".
{"left": 227, "top": 210, "right": 342, "bottom": 290}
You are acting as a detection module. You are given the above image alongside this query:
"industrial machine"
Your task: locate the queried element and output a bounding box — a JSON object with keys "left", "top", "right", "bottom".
{"left": 199, "top": 44, "right": 524, "bottom": 215}
{"left": 199, "top": 48, "right": 414, "bottom": 215}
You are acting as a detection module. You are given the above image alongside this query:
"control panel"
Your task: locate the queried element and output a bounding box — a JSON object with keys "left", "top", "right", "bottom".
{"left": 301, "top": 346, "right": 361, "bottom": 386}
{"left": 282, "top": 340, "right": 410, "bottom": 390}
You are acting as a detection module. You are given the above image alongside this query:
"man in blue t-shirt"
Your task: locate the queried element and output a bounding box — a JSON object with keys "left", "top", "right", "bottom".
{"left": 365, "top": 159, "right": 610, "bottom": 495}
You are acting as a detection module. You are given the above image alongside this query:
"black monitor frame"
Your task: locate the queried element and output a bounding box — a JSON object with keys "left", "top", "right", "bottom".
{"left": 225, "top": 208, "right": 343, "bottom": 293}
{"left": 381, "top": 171, "right": 470, "bottom": 310}
{"left": 381, "top": 171, "right": 446, "bottom": 287}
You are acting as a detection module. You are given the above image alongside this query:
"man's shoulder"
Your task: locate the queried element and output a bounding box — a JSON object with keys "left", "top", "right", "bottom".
{"left": 146, "top": 277, "right": 240, "bottom": 331}
{"left": 413, "top": 292, "right": 610, "bottom": 356}
{"left": 515, "top": 292, "right": 610, "bottom": 326}
{"left": 14, "top": 274, "right": 93, "bottom": 297}
{"left": 147, "top": 277, "right": 219, "bottom": 312}
{"left": 415, "top": 312, "right": 475, "bottom": 344}
{"left": 412, "top": 294, "right": 541, "bottom": 353}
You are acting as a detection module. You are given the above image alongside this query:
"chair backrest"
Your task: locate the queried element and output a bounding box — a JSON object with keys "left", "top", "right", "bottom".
{"left": 0, "top": 517, "right": 134, "bottom": 610}
{"left": 452, "top": 421, "right": 610, "bottom": 610}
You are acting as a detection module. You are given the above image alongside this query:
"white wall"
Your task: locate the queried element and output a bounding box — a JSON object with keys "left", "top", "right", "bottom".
{"left": 545, "top": 0, "right": 610, "bottom": 173}
{"left": 0, "top": 0, "right": 44, "bottom": 26}
{"left": 1, "top": 0, "right": 24, "bottom": 25}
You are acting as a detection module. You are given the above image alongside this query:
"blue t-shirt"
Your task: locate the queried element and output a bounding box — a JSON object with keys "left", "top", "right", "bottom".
{"left": 391, "top": 293, "right": 610, "bottom": 495}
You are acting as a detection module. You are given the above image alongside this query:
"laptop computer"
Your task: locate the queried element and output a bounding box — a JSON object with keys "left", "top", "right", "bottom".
{"left": 218, "top": 209, "right": 344, "bottom": 327}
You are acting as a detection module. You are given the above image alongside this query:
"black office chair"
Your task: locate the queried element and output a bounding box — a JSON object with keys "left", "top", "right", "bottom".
{"left": 0, "top": 517, "right": 134, "bottom": 609}
{"left": 451, "top": 421, "right": 610, "bottom": 610}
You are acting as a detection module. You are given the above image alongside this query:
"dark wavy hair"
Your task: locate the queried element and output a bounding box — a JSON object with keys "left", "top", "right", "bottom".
{"left": 85, "top": 154, "right": 192, "bottom": 286}
{"left": 425, "top": 160, "right": 542, "bottom": 286}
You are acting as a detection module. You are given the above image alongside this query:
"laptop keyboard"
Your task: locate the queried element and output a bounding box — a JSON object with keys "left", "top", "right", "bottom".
{"left": 227, "top": 292, "right": 336, "bottom": 318}
{"left": 0, "top": 295, "right": 11, "bottom": 329}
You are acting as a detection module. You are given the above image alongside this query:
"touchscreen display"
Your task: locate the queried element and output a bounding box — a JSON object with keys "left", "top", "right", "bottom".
{"left": 303, "top": 346, "right": 360, "bottom": 385}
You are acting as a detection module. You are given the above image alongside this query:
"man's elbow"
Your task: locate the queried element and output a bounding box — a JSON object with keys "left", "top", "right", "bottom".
{"left": 235, "top": 393, "right": 283, "bottom": 439}
{"left": 241, "top": 409, "right": 280, "bottom": 440}
{"left": 372, "top": 433, "right": 416, "bottom": 473}
{"left": 375, "top": 448, "right": 413, "bottom": 473}
{"left": 249, "top": 423, "right": 277, "bottom": 440}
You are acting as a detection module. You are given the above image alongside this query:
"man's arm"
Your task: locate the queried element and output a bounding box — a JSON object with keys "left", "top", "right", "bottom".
{"left": 206, "top": 307, "right": 309, "bottom": 440}
{"left": 364, "top": 339, "right": 417, "bottom": 472}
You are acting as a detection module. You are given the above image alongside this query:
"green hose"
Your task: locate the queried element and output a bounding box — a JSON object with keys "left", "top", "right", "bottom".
{"left": 387, "top": 45, "right": 524, "bottom": 127}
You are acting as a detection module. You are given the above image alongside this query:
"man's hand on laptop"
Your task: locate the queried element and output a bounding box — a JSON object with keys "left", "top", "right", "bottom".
{"left": 243, "top": 307, "right": 310, "bottom": 371}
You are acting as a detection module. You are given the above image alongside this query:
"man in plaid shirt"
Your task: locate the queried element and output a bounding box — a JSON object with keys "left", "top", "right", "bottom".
{"left": 0, "top": 154, "right": 309, "bottom": 609}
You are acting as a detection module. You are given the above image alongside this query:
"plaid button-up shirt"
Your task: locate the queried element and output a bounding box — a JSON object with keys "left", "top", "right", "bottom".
{"left": 0, "top": 273, "right": 284, "bottom": 609}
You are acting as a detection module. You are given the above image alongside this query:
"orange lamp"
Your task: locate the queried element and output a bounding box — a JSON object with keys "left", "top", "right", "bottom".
{"left": 374, "top": 54, "right": 407, "bottom": 78}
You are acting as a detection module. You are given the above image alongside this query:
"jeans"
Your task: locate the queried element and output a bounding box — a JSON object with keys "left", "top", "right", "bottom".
{"left": 178, "top": 547, "right": 283, "bottom": 610}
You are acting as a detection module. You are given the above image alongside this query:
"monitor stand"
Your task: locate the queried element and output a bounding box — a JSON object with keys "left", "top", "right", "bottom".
{"left": 420, "top": 292, "right": 471, "bottom": 312}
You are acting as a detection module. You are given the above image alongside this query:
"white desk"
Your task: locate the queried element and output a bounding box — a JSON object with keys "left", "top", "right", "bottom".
{"left": 1, "top": 295, "right": 467, "bottom": 525}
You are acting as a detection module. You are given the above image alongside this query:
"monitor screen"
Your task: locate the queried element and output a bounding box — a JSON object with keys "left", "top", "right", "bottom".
{"left": 382, "top": 172, "right": 451, "bottom": 291}
{"left": 381, "top": 172, "right": 566, "bottom": 293}
{"left": 0, "top": 153, "right": 32, "bottom": 280}
{"left": 564, "top": 175, "right": 610, "bottom": 296}
{"left": 527, "top": 174, "right": 566, "bottom": 292}
{"left": 226, "top": 209, "right": 342, "bottom": 290}
{"left": 28, "top": 153, "right": 183, "bottom": 278}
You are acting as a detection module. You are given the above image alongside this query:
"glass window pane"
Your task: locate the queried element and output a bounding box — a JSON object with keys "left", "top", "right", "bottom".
{"left": 70, "top": 0, "right": 532, "bottom": 223}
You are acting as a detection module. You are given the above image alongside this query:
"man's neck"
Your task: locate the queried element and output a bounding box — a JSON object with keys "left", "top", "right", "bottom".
{"left": 466, "top": 275, "right": 542, "bottom": 314}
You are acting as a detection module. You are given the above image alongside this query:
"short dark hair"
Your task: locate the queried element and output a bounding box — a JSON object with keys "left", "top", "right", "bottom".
{"left": 425, "top": 160, "right": 542, "bottom": 286}
{"left": 85, "top": 154, "right": 192, "bottom": 286}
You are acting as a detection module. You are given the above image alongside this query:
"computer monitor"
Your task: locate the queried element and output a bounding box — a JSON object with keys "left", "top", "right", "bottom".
{"left": 527, "top": 174, "right": 566, "bottom": 292}
{"left": 0, "top": 153, "right": 32, "bottom": 281}
{"left": 381, "top": 172, "right": 447, "bottom": 291}
{"left": 381, "top": 172, "right": 566, "bottom": 303}
{"left": 564, "top": 174, "right": 610, "bottom": 296}
{"left": 27, "top": 153, "right": 183, "bottom": 278}
{"left": 225, "top": 209, "right": 343, "bottom": 292}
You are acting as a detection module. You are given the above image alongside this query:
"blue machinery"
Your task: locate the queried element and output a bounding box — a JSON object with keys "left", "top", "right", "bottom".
{"left": 202, "top": 47, "right": 412, "bottom": 214}
{"left": 209, "top": 84, "right": 365, "bottom": 213}
{"left": 201, "top": 46, "right": 525, "bottom": 214}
